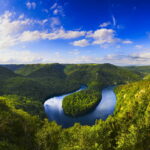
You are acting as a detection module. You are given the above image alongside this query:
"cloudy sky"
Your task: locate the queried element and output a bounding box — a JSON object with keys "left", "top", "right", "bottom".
{"left": 0, "top": 0, "right": 150, "bottom": 65}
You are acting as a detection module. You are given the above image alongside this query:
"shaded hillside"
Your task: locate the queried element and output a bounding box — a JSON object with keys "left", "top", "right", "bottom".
{"left": 125, "top": 65, "right": 150, "bottom": 75}
{"left": 15, "top": 64, "right": 46, "bottom": 76}
{"left": 0, "top": 64, "right": 24, "bottom": 71}
{"left": 28, "top": 63, "right": 66, "bottom": 79}
{"left": 0, "top": 66, "right": 17, "bottom": 79}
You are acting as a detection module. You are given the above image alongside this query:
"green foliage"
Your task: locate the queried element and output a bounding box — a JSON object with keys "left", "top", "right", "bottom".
{"left": 0, "top": 96, "right": 41, "bottom": 150}
{"left": 15, "top": 64, "right": 45, "bottom": 76}
{"left": 62, "top": 89, "right": 101, "bottom": 117}
{"left": 114, "top": 81, "right": 150, "bottom": 150}
{"left": 0, "top": 63, "right": 141, "bottom": 102}
{"left": 0, "top": 95, "right": 44, "bottom": 117}
{"left": 0, "top": 80, "right": 150, "bottom": 150}
{"left": 0, "top": 63, "right": 149, "bottom": 150}
{"left": 1, "top": 64, "right": 24, "bottom": 71}
{"left": 36, "top": 119, "right": 62, "bottom": 150}
{"left": 0, "top": 66, "right": 17, "bottom": 79}
{"left": 144, "top": 74, "right": 150, "bottom": 80}
{"left": 125, "top": 65, "right": 150, "bottom": 75}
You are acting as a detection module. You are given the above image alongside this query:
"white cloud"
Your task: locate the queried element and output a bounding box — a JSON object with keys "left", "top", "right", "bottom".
{"left": 99, "top": 22, "right": 111, "bottom": 28}
{"left": 72, "top": 39, "right": 89, "bottom": 47}
{"left": 87, "top": 28, "right": 118, "bottom": 45}
{"left": 0, "top": 11, "right": 31, "bottom": 49}
{"left": 26, "top": 2, "right": 36, "bottom": 9}
{"left": 19, "top": 29, "right": 86, "bottom": 42}
{"left": 122, "top": 40, "right": 133, "bottom": 44}
{"left": 100, "top": 51, "right": 150, "bottom": 65}
{"left": 45, "top": 29, "right": 86, "bottom": 39}
{"left": 19, "top": 31, "right": 42, "bottom": 42}
{"left": 65, "top": 51, "right": 150, "bottom": 65}
{"left": 0, "top": 49, "right": 44, "bottom": 64}
{"left": 0, "top": 11, "right": 85, "bottom": 50}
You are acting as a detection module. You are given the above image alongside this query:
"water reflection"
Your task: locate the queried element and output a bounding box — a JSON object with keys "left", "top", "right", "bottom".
{"left": 44, "top": 86, "right": 116, "bottom": 128}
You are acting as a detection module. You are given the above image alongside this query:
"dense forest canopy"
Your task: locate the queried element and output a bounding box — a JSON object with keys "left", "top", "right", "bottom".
{"left": 62, "top": 89, "right": 101, "bottom": 117}
{"left": 0, "top": 63, "right": 149, "bottom": 150}
{"left": 0, "top": 63, "right": 141, "bottom": 101}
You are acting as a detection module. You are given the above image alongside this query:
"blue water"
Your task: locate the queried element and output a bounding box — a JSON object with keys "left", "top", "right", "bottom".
{"left": 44, "top": 86, "right": 116, "bottom": 128}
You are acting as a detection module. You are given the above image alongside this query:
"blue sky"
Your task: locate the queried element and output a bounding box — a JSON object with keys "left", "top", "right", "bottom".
{"left": 0, "top": 0, "right": 150, "bottom": 65}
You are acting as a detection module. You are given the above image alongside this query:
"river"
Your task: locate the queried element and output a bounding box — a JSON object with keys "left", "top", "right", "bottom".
{"left": 44, "top": 86, "right": 116, "bottom": 128}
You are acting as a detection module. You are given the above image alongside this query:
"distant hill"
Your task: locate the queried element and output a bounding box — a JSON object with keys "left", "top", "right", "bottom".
{"left": 0, "top": 63, "right": 142, "bottom": 101}
{"left": 15, "top": 64, "right": 45, "bottom": 76}
{"left": 0, "top": 66, "right": 17, "bottom": 79}
{"left": 0, "top": 64, "right": 24, "bottom": 71}
{"left": 124, "top": 65, "right": 150, "bottom": 75}
{"left": 28, "top": 63, "right": 66, "bottom": 79}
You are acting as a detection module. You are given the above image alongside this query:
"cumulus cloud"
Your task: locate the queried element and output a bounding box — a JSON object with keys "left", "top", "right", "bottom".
{"left": 26, "top": 2, "right": 36, "bottom": 9}
{"left": 19, "top": 29, "right": 86, "bottom": 42}
{"left": 72, "top": 39, "right": 89, "bottom": 47}
{"left": 0, "top": 11, "right": 32, "bottom": 49}
{"left": 0, "top": 11, "right": 85, "bottom": 50}
{"left": 87, "top": 28, "right": 118, "bottom": 45}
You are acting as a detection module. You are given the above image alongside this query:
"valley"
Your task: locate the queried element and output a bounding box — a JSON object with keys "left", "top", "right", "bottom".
{"left": 0, "top": 63, "right": 149, "bottom": 150}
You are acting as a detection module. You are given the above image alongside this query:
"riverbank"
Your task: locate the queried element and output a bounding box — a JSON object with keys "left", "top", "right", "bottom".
{"left": 44, "top": 86, "right": 116, "bottom": 128}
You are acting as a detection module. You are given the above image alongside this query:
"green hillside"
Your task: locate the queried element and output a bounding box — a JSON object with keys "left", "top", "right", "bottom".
{"left": 0, "top": 66, "right": 17, "bottom": 79}
{"left": 0, "top": 64, "right": 24, "bottom": 71}
{"left": 0, "top": 63, "right": 141, "bottom": 103}
{"left": 15, "top": 64, "right": 46, "bottom": 76}
{"left": 125, "top": 65, "right": 150, "bottom": 75}
{"left": 0, "top": 80, "right": 149, "bottom": 150}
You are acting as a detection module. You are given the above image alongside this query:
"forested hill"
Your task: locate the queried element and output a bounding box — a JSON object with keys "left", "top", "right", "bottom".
{"left": 0, "top": 66, "right": 17, "bottom": 79}
{"left": 0, "top": 80, "right": 149, "bottom": 150}
{"left": 0, "top": 63, "right": 149, "bottom": 150}
{"left": 0, "top": 64, "right": 24, "bottom": 71}
{"left": 0, "top": 63, "right": 142, "bottom": 101}
{"left": 124, "top": 65, "right": 150, "bottom": 75}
